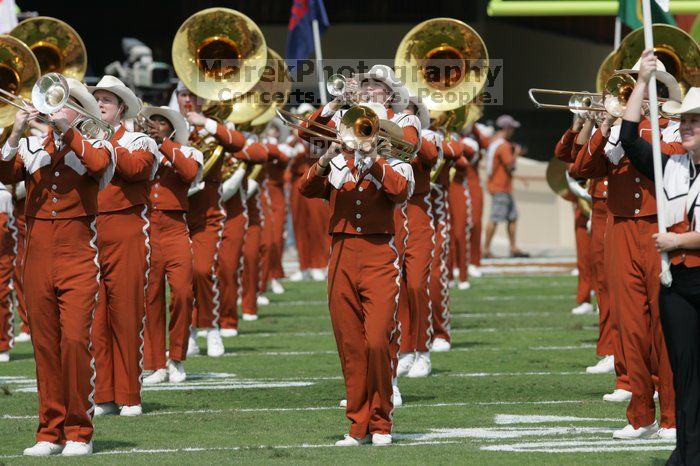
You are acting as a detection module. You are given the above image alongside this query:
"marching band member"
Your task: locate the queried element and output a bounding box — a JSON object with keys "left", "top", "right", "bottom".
{"left": 570, "top": 53, "right": 683, "bottom": 440}
{"left": 448, "top": 133, "right": 475, "bottom": 289}
{"left": 217, "top": 134, "right": 267, "bottom": 331}
{"left": 465, "top": 123, "right": 490, "bottom": 277}
{"left": 263, "top": 123, "right": 290, "bottom": 293}
{"left": 0, "top": 79, "right": 114, "bottom": 456}
{"left": 173, "top": 82, "right": 245, "bottom": 357}
{"left": 240, "top": 137, "right": 270, "bottom": 320}
{"left": 621, "top": 69, "right": 700, "bottom": 465}
{"left": 142, "top": 106, "right": 202, "bottom": 384}
{"left": 300, "top": 134, "right": 413, "bottom": 445}
{"left": 394, "top": 95, "right": 438, "bottom": 379}
{"left": 288, "top": 103, "right": 331, "bottom": 282}
{"left": 430, "top": 132, "right": 466, "bottom": 352}
{"left": 483, "top": 115, "right": 528, "bottom": 258}
{"left": 89, "top": 76, "right": 157, "bottom": 417}
{"left": 0, "top": 182, "right": 14, "bottom": 362}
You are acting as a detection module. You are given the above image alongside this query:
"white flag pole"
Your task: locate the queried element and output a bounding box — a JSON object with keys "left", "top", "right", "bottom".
{"left": 312, "top": 19, "right": 328, "bottom": 105}
{"left": 641, "top": 0, "right": 672, "bottom": 287}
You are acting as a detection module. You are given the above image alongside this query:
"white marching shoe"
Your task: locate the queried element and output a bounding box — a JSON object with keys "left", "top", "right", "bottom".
{"left": 270, "top": 279, "right": 285, "bottom": 294}
{"left": 257, "top": 295, "right": 270, "bottom": 306}
{"left": 392, "top": 380, "right": 402, "bottom": 407}
{"left": 335, "top": 434, "right": 370, "bottom": 446}
{"left": 166, "top": 359, "right": 186, "bottom": 383}
{"left": 62, "top": 441, "right": 93, "bottom": 456}
{"left": 0, "top": 351, "right": 9, "bottom": 362}
{"left": 396, "top": 352, "right": 415, "bottom": 377}
{"left": 339, "top": 399, "right": 347, "bottom": 408}
{"left": 586, "top": 355, "right": 615, "bottom": 374}
{"left": 23, "top": 442, "right": 64, "bottom": 456}
{"left": 603, "top": 389, "right": 632, "bottom": 402}
{"left": 186, "top": 335, "right": 200, "bottom": 357}
{"left": 457, "top": 281, "right": 471, "bottom": 290}
{"left": 242, "top": 313, "right": 258, "bottom": 321}
{"left": 613, "top": 420, "right": 659, "bottom": 439}
{"left": 571, "top": 302, "right": 595, "bottom": 315}
{"left": 310, "top": 268, "right": 326, "bottom": 281}
{"left": 288, "top": 270, "right": 307, "bottom": 282}
{"left": 220, "top": 328, "right": 239, "bottom": 337}
{"left": 206, "top": 329, "right": 225, "bottom": 357}
{"left": 14, "top": 331, "right": 31, "bottom": 342}
{"left": 120, "top": 405, "right": 142, "bottom": 416}
{"left": 654, "top": 427, "right": 676, "bottom": 440}
{"left": 372, "top": 434, "right": 392, "bottom": 446}
{"left": 142, "top": 368, "right": 167, "bottom": 385}
{"left": 468, "top": 264, "right": 483, "bottom": 278}
{"left": 94, "top": 402, "right": 119, "bottom": 416}
{"left": 408, "top": 352, "right": 432, "bottom": 378}
{"left": 431, "top": 338, "right": 451, "bottom": 352}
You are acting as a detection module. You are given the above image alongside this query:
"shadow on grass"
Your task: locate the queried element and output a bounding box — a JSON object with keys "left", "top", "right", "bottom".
{"left": 94, "top": 439, "right": 138, "bottom": 453}
{"left": 449, "top": 341, "right": 488, "bottom": 349}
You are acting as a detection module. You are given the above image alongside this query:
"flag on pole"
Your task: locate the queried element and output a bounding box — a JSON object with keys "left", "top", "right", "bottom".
{"left": 285, "top": 0, "right": 330, "bottom": 66}
{"left": 618, "top": 0, "right": 676, "bottom": 29}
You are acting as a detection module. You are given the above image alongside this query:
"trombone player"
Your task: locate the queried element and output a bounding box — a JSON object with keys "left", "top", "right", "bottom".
{"left": 0, "top": 78, "right": 114, "bottom": 457}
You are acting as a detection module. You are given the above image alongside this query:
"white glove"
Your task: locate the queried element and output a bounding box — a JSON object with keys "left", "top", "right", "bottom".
{"left": 222, "top": 168, "right": 247, "bottom": 202}
{"left": 247, "top": 178, "right": 259, "bottom": 197}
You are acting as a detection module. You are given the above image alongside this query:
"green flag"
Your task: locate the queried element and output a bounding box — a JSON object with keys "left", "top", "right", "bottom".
{"left": 618, "top": 0, "right": 677, "bottom": 29}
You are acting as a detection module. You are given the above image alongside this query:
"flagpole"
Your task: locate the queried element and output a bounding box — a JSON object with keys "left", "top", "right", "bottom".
{"left": 312, "top": 19, "right": 328, "bottom": 105}
{"left": 641, "top": 0, "right": 673, "bottom": 286}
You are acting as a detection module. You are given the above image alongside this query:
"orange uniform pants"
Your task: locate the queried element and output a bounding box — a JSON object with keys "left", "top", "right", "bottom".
{"left": 12, "top": 210, "right": 28, "bottom": 334}
{"left": 590, "top": 199, "right": 613, "bottom": 356}
{"left": 396, "top": 195, "right": 435, "bottom": 353}
{"left": 218, "top": 202, "right": 247, "bottom": 330}
{"left": 467, "top": 175, "right": 483, "bottom": 267}
{"left": 144, "top": 210, "right": 194, "bottom": 369}
{"left": 328, "top": 233, "right": 400, "bottom": 438}
{"left": 574, "top": 205, "right": 592, "bottom": 304}
{"left": 448, "top": 179, "right": 471, "bottom": 282}
{"left": 242, "top": 223, "right": 262, "bottom": 316}
{"left": 290, "top": 177, "right": 330, "bottom": 270}
{"left": 24, "top": 216, "right": 100, "bottom": 444}
{"left": 0, "top": 213, "right": 15, "bottom": 351}
{"left": 430, "top": 186, "right": 451, "bottom": 343}
{"left": 259, "top": 184, "right": 275, "bottom": 291}
{"left": 267, "top": 182, "right": 286, "bottom": 279}
{"left": 608, "top": 216, "right": 675, "bottom": 428}
{"left": 189, "top": 207, "right": 225, "bottom": 329}
{"left": 93, "top": 205, "right": 149, "bottom": 406}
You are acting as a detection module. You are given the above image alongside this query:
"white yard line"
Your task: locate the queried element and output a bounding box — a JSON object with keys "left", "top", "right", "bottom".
{"left": 494, "top": 414, "right": 621, "bottom": 425}
{"left": 482, "top": 438, "right": 675, "bottom": 453}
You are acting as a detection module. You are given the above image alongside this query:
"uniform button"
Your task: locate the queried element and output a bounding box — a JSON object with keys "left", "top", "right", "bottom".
{"left": 604, "top": 180, "right": 608, "bottom": 186}
{"left": 358, "top": 187, "right": 364, "bottom": 192}
{"left": 356, "top": 200, "right": 361, "bottom": 205}
{"left": 634, "top": 193, "right": 640, "bottom": 199}
{"left": 155, "top": 183, "right": 160, "bottom": 188}
{"left": 603, "top": 191, "right": 607, "bottom": 196}
{"left": 635, "top": 177, "right": 640, "bottom": 183}
{"left": 51, "top": 210, "right": 56, "bottom": 217}
{"left": 156, "top": 175, "right": 161, "bottom": 180}
{"left": 356, "top": 213, "right": 361, "bottom": 219}
{"left": 54, "top": 171, "right": 59, "bottom": 177}
{"left": 51, "top": 184, "right": 57, "bottom": 190}
{"left": 51, "top": 197, "right": 57, "bottom": 203}
{"left": 154, "top": 193, "right": 159, "bottom": 198}
{"left": 356, "top": 226, "right": 362, "bottom": 232}
{"left": 634, "top": 209, "right": 640, "bottom": 214}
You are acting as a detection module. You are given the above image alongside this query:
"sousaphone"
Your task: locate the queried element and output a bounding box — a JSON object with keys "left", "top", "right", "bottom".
{"left": 395, "top": 18, "right": 489, "bottom": 111}
{"left": 0, "top": 35, "right": 40, "bottom": 128}
{"left": 10, "top": 17, "right": 87, "bottom": 80}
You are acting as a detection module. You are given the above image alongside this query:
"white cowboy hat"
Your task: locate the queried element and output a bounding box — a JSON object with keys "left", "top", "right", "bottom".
{"left": 66, "top": 78, "right": 101, "bottom": 119}
{"left": 407, "top": 94, "right": 429, "bottom": 128}
{"left": 89, "top": 75, "right": 141, "bottom": 119}
{"left": 662, "top": 87, "right": 700, "bottom": 116}
{"left": 617, "top": 58, "right": 682, "bottom": 102}
{"left": 140, "top": 105, "right": 189, "bottom": 145}
{"left": 356, "top": 64, "right": 409, "bottom": 114}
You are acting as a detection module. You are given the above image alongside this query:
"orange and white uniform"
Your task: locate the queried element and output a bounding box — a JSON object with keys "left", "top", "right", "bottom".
{"left": 144, "top": 138, "right": 202, "bottom": 370}
{"left": 0, "top": 183, "right": 15, "bottom": 353}
{"left": 448, "top": 135, "right": 476, "bottom": 282}
{"left": 93, "top": 126, "right": 157, "bottom": 408}
{"left": 0, "top": 127, "right": 114, "bottom": 445}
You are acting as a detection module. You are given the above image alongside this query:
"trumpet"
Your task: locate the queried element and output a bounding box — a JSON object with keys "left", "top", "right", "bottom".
{"left": 0, "top": 72, "right": 113, "bottom": 140}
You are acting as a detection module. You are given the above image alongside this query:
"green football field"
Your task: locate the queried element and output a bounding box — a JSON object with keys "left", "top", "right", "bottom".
{"left": 0, "top": 274, "right": 675, "bottom": 464}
